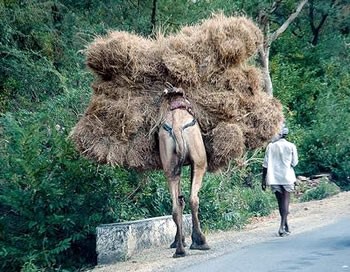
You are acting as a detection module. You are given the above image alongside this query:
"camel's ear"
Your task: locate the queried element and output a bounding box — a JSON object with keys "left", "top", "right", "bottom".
{"left": 165, "top": 82, "right": 173, "bottom": 90}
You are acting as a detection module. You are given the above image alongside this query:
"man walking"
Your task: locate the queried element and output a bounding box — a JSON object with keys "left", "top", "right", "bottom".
{"left": 262, "top": 126, "right": 298, "bottom": 237}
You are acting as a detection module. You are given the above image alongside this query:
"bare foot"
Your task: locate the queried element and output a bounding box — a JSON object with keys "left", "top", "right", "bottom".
{"left": 278, "top": 231, "right": 290, "bottom": 237}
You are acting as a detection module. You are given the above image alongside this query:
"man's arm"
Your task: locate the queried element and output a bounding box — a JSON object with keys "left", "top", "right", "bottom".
{"left": 262, "top": 167, "right": 267, "bottom": 191}
{"left": 291, "top": 144, "right": 298, "bottom": 167}
{"left": 262, "top": 144, "right": 270, "bottom": 191}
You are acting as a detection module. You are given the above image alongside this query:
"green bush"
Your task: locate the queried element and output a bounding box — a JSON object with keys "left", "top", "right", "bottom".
{"left": 199, "top": 174, "right": 250, "bottom": 231}
{"left": 240, "top": 187, "right": 276, "bottom": 217}
{"left": 199, "top": 178, "right": 276, "bottom": 231}
{"left": 0, "top": 97, "right": 150, "bottom": 271}
{"left": 273, "top": 32, "right": 350, "bottom": 188}
{"left": 129, "top": 171, "right": 172, "bottom": 217}
{"left": 197, "top": 152, "right": 276, "bottom": 231}
{"left": 300, "top": 179, "right": 341, "bottom": 202}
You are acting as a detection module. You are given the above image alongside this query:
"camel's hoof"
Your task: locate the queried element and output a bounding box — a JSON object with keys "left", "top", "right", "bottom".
{"left": 190, "top": 243, "right": 210, "bottom": 250}
{"left": 173, "top": 251, "right": 186, "bottom": 258}
{"left": 170, "top": 241, "right": 187, "bottom": 248}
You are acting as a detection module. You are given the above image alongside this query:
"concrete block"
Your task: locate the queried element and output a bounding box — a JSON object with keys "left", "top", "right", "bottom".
{"left": 96, "top": 214, "right": 192, "bottom": 264}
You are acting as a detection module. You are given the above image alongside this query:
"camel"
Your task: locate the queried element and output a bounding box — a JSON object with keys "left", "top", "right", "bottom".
{"left": 158, "top": 83, "right": 210, "bottom": 258}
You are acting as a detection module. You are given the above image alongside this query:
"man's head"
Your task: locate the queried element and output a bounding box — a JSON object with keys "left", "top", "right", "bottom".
{"left": 280, "top": 125, "right": 289, "bottom": 138}
{"left": 281, "top": 126, "right": 289, "bottom": 135}
{"left": 271, "top": 124, "right": 288, "bottom": 142}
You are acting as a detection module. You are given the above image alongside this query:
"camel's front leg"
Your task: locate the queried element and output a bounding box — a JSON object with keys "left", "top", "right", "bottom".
{"left": 189, "top": 164, "right": 210, "bottom": 250}
{"left": 187, "top": 125, "right": 210, "bottom": 250}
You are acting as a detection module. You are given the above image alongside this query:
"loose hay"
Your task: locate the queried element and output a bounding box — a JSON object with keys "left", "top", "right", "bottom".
{"left": 208, "top": 123, "right": 245, "bottom": 172}
{"left": 70, "top": 13, "right": 283, "bottom": 172}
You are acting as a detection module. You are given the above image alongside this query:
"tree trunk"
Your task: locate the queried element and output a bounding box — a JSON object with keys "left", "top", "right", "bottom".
{"left": 150, "top": 0, "right": 157, "bottom": 34}
{"left": 309, "top": 0, "right": 336, "bottom": 46}
{"left": 258, "top": 45, "right": 273, "bottom": 96}
{"left": 258, "top": 0, "right": 308, "bottom": 96}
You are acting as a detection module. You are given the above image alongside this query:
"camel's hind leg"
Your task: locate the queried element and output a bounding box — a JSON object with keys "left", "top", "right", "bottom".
{"left": 159, "top": 129, "right": 186, "bottom": 257}
{"left": 168, "top": 177, "right": 187, "bottom": 249}
{"left": 189, "top": 164, "right": 210, "bottom": 250}
{"left": 168, "top": 174, "right": 186, "bottom": 257}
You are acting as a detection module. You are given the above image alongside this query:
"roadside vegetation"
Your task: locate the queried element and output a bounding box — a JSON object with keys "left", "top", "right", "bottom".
{"left": 0, "top": 1, "right": 349, "bottom": 271}
{"left": 299, "top": 178, "right": 341, "bottom": 202}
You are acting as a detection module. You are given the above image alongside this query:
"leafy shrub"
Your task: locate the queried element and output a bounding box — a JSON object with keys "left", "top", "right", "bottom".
{"left": 297, "top": 87, "right": 350, "bottom": 187}
{"left": 130, "top": 171, "right": 172, "bottom": 217}
{"left": 273, "top": 34, "right": 350, "bottom": 188}
{"left": 239, "top": 187, "right": 276, "bottom": 217}
{"left": 0, "top": 96, "right": 150, "bottom": 271}
{"left": 300, "top": 179, "right": 340, "bottom": 202}
{"left": 197, "top": 152, "right": 276, "bottom": 231}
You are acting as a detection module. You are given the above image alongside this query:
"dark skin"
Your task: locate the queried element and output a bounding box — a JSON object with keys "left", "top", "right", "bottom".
{"left": 262, "top": 167, "right": 291, "bottom": 237}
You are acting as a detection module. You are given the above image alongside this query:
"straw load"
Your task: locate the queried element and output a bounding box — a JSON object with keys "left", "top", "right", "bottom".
{"left": 70, "top": 13, "right": 284, "bottom": 172}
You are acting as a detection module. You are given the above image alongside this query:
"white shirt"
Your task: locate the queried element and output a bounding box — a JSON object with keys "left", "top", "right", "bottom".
{"left": 263, "top": 138, "right": 298, "bottom": 185}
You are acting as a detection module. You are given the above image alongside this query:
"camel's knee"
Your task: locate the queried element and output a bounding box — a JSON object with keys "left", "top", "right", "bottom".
{"left": 193, "top": 160, "right": 207, "bottom": 171}
{"left": 191, "top": 165, "right": 207, "bottom": 182}
{"left": 189, "top": 195, "right": 199, "bottom": 210}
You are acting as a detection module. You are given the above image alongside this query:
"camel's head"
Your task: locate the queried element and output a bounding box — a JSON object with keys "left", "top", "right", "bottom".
{"left": 163, "top": 82, "right": 185, "bottom": 97}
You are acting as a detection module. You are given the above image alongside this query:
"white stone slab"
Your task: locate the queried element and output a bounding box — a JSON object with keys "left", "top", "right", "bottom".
{"left": 96, "top": 214, "right": 192, "bottom": 264}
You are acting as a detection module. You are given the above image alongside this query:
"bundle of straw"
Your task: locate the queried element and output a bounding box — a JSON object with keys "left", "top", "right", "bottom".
{"left": 70, "top": 13, "right": 283, "bottom": 172}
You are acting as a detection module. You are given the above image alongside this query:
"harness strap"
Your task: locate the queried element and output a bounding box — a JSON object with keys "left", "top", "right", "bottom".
{"left": 182, "top": 118, "right": 196, "bottom": 130}
{"left": 162, "top": 122, "right": 173, "bottom": 135}
{"left": 162, "top": 118, "right": 197, "bottom": 138}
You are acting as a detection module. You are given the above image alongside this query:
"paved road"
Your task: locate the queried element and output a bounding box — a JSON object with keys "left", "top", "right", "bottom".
{"left": 183, "top": 217, "right": 350, "bottom": 272}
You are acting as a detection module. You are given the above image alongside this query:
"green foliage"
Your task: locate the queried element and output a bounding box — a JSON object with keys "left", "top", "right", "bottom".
{"left": 157, "top": 0, "right": 241, "bottom": 32}
{"left": 239, "top": 187, "right": 276, "bottom": 217}
{"left": 272, "top": 16, "right": 350, "bottom": 186}
{"left": 198, "top": 173, "right": 249, "bottom": 230}
{"left": 197, "top": 151, "right": 277, "bottom": 231}
{"left": 198, "top": 173, "right": 276, "bottom": 231}
{"left": 127, "top": 171, "right": 172, "bottom": 218}
{"left": 0, "top": 1, "right": 87, "bottom": 112}
{"left": 299, "top": 85, "right": 350, "bottom": 185}
{"left": 300, "top": 179, "right": 341, "bottom": 202}
{"left": 0, "top": 93, "right": 153, "bottom": 271}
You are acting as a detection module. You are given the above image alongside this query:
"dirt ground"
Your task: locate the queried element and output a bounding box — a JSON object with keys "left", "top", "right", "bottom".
{"left": 90, "top": 191, "right": 350, "bottom": 272}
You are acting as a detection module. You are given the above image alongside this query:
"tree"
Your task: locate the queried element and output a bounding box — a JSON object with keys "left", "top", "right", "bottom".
{"left": 307, "top": 0, "right": 349, "bottom": 46}
{"left": 257, "top": 0, "right": 308, "bottom": 96}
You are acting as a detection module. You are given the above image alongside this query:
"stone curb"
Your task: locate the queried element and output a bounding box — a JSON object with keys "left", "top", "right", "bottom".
{"left": 96, "top": 214, "right": 192, "bottom": 264}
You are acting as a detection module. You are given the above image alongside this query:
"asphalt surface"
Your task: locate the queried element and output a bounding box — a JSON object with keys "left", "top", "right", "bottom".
{"left": 182, "top": 217, "right": 350, "bottom": 272}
